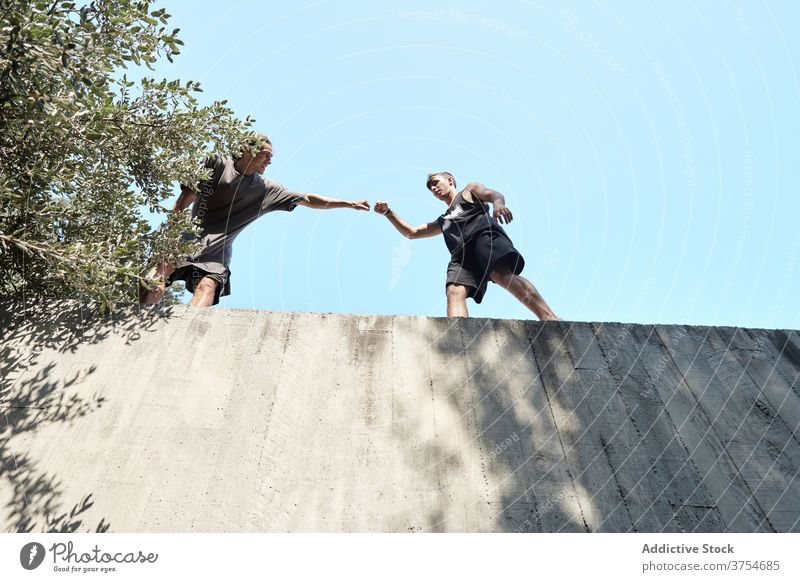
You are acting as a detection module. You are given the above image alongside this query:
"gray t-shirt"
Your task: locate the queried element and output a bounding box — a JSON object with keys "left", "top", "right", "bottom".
{"left": 183, "top": 154, "right": 304, "bottom": 273}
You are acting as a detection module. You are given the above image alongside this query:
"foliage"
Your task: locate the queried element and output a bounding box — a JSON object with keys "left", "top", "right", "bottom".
{"left": 0, "top": 0, "right": 253, "bottom": 310}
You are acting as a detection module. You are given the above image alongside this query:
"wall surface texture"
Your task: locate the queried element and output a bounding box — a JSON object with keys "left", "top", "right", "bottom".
{"left": 1, "top": 304, "right": 799, "bottom": 532}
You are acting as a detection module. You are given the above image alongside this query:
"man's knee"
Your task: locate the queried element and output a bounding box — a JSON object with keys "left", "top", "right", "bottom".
{"left": 189, "top": 276, "right": 220, "bottom": 307}
{"left": 446, "top": 284, "right": 468, "bottom": 301}
{"left": 194, "top": 276, "right": 219, "bottom": 295}
{"left": 490, "top": 266, "right": 514, "bottom": 286}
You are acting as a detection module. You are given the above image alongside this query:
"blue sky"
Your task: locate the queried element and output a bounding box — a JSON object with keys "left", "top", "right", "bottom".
{"left": 150, "top": 0, "right": 799, "bottom": 328}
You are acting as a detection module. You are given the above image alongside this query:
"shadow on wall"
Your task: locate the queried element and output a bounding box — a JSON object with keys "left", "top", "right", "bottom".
{"left": 421, "top": 317, "right": 586, "bottom": 532}
{"left": 422, "top": 317, "right": 800, "bottom": 532}
{"left": 0, "top": 302, "right": 173, "bottom": 532}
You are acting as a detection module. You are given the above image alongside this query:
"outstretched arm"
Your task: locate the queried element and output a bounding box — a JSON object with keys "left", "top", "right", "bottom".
{"left": 374, "top": 200, "right": 441, "bottom": 239}
{"left": 465, "top": 182, "right": 513, "bottom": 224}
{"left": 296, "top": 193, "right": 370, "bottom": 211}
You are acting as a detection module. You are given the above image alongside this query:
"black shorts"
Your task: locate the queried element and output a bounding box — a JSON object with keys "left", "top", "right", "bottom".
{"left": 167, "top": 264, "right": 231, "bottom": 306}
{"left": 445, "top": 229, "right": 525, "bottom": 304}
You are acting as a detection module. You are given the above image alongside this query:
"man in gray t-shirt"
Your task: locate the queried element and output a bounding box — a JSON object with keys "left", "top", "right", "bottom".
{"left": 141, "top": 134, "right": 370, "bottom": 306}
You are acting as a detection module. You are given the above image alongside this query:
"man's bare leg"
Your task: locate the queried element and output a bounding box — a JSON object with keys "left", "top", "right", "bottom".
{"left": 491, "top": 264, "right": 560, "bottom": 321}
{"left": 140, "top": 261, "right": 176, "bottom": 305}
{"left": 446, "top": 283, "right": 470, "bottom": 317}
{"left": 189, "top": 276, "right": 219, "bottom": 307}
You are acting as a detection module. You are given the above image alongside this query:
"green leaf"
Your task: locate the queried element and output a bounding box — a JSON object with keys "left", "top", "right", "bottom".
{"left": 0, "top": 0, "right": 251, "bottom": 310}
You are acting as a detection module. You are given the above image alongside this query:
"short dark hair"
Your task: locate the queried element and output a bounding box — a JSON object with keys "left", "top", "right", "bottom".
{"left": 426, "top": 171, "right": 456, "bottom": 190}
{"left": 234, "top": 131, "right": 271, "bottom": 159}
{"left": 251, "top": 131, "right": 271, "bottom": 147}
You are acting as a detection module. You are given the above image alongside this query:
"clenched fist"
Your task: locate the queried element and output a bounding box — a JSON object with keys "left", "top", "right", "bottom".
{"left": 350, "top": 199, "right": 371, "bottom": 211}
{"left": 374, "top": 200, "right": 390, "bottom": 215}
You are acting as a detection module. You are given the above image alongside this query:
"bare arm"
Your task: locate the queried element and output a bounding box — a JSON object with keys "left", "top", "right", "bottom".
{"left": 295, "top": 192, "right": 370, "bottom": 211}
{"left": 174, "top": 186, "right": 198, "bottom": 213}
{"left": 373, "top": 200, "right": 442, "bottom": 239}
{"left": 464, "top": 182, "right": 513, "bottom": 224}
{"left": 141, "top": 185, "right": 196, "bottom": 299}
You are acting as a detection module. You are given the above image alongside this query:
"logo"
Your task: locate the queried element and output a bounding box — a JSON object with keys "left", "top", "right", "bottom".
{"left": 20, "top": 542, "right": 46, "bottom": 570}
{"left": 443, "top": 204, "right": 464, "bottom": 220}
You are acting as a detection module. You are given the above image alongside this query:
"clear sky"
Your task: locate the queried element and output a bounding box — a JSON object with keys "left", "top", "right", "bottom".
{"left": 149, "top": 0, "right": 799, "bottom": 328}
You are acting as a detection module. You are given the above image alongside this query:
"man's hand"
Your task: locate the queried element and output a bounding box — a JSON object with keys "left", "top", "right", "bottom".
{"left": 350, "top": 199, "right": 371, "bottom": 211}
{"left": 493, "top": 204, "right": 513, "bottom": 224}
{"left": 374, "top": 200, "right": 390, "bottom": 215}
{"left": 467, "top": 182, "right": 512, "bottom": 223}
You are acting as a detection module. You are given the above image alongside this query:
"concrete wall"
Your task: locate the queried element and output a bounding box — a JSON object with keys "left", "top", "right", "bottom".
{"left": 1, "top": 303, "right": 799, "bottom": 532}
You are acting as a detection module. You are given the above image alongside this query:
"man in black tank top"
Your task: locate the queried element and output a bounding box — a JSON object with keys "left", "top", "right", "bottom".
{"left": 374, "top": 172, "right": 559, "bottom": 320}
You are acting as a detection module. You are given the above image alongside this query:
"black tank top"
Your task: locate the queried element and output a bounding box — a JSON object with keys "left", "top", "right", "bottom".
{"left": 436, "top": 190, "right": 502, "bottom": 256}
